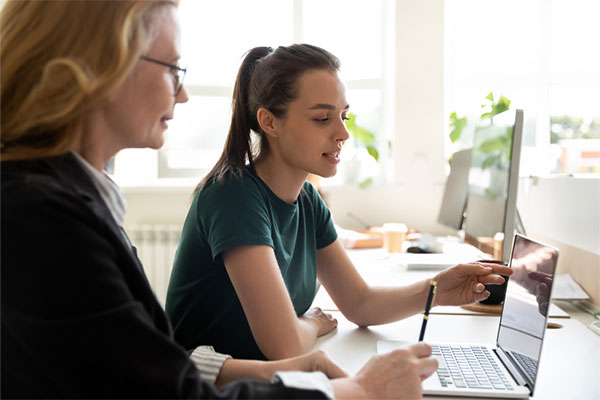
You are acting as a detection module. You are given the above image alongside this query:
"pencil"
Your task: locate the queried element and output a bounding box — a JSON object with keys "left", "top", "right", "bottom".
{"left": 418, "top": 280, "right": 437, "bottom": 342}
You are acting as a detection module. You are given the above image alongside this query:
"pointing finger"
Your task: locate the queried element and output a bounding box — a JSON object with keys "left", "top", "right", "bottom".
{"left": 481, "top": 264, "right": 513, "bottom": 276}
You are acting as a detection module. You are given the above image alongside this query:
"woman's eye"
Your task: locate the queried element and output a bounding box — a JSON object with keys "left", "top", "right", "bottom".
{"left": 314, "top": 117, "right": 330, "bottom": 123}
{"left": 342, "top": 116, "right": 350, "bottom": 121}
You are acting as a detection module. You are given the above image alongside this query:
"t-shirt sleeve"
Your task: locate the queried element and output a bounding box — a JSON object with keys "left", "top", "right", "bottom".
{"left": 197, "top": 176, "right": 274, "bottom": 262}
{"left": 305, "top": 183, "right": 338, "bottom": 249}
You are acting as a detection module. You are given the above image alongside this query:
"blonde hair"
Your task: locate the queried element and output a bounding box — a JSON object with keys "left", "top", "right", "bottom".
{"left": 0, "top": 0, "right": 177, "bottom": 161}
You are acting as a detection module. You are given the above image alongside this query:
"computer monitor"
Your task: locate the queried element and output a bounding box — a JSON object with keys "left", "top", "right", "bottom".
{"left": 437, "top": 148, "right": 472, "bottom": 231}
{"left": 464, "top": 109, "right": 524, "bottom": 261}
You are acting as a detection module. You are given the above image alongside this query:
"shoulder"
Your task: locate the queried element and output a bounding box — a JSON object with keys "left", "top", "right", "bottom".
{"left": 1, "top": 154, "right": 98, "bottom": 215}
{"left": 196, "top": 169, "right": 267, "bottom": 206}
{"left": 1, "top": 158, "right": 140, "bottom": 316}
{"left": 302, "top": 180, "right": 319, "bottom": 197}
{"left": 190, "top": 169, "right": 273, "bottom": 231}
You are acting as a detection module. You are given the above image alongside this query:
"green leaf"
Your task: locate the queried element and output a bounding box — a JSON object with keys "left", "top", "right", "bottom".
{"left": 481, "top": 154, "right": 501, "bottom": 169}
{"left": 366, "top": 145, "right": 379, "bottom": 161}
{"left": 481, "top": 93, "right": 511, "bottom": 121}
{"left": 359, "top": 177, "right": 373, "bottom": 189}
{"left": 345, "top": 112, "right": 357, "bottom": 128}
{"left": 345, "top": 112, "right": 376, "bottom": 144}
{"left": 449, "top": 112, "right": 467, "bottom": 143}
{"left": 493, "top": 95, "right": 511, "bottom": 116}
{"left": 479, "top": 137, "right": 505, "bottom": 153}
{"left": 354, "top": 126, "right": 376, "bottom": 143}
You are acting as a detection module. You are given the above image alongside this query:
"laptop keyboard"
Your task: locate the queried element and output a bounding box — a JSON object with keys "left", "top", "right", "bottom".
{"left": 431, "top": 344, "right": 514, "bottom": 391}
{"left": 510, "top": 351, "right": 538, "bottom": 383}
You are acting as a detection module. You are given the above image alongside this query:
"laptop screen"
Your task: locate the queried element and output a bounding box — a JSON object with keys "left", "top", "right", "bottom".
{"left": 496, "top": 234, "right": 559, "bottom": 391}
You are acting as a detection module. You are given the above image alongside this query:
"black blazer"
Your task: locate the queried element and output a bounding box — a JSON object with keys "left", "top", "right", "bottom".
{"left": 1, "top": 153, "right": 326, "bottom": 399}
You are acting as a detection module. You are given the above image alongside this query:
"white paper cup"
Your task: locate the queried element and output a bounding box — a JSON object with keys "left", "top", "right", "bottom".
{"left": 382, "top": 223, "right": 408, "bottom": 253}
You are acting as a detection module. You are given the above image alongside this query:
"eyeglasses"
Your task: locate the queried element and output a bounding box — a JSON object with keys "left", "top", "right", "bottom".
{"left": 140, "top": 56, "right": 187, "bottom": 96}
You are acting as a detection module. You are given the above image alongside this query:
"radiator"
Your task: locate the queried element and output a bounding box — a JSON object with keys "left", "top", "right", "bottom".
{"left": 124, "top": 224, "right": 181, "bottom": 306}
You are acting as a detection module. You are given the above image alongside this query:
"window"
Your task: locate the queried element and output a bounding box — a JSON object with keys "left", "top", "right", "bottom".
{"left": 115, "top": 0, "right": 395, "bottom": 185}
{"left": 445, "top": 0, "right": 600, "bottom": 175}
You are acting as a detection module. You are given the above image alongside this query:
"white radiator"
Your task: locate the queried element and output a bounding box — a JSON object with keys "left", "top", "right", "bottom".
{"left": 124, "top": 224, "right": 181, "bottom": 306}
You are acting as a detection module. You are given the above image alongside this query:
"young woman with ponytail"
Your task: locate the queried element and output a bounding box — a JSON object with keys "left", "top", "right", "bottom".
{"left": 166, "top": 44, "right": 512, "bottom": 364}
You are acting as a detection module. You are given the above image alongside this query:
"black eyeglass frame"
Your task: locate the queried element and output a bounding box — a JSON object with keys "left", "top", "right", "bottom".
{"left": 140, "top": 56, "right": 187, "bottom": 96}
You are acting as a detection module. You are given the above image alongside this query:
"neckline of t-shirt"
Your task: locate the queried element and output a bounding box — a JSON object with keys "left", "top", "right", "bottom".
{"left": 246, "top": 169, "right": 301, "bottom": 210}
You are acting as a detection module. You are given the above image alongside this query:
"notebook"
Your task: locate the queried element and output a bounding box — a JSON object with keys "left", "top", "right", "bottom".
{"left": 377, "top": 234, "right": 559, "bottom": 398}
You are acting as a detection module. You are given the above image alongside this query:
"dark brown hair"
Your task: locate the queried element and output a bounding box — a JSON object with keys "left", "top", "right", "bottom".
{"left": 198, "top": 43, "right": 340, "bottom": 189}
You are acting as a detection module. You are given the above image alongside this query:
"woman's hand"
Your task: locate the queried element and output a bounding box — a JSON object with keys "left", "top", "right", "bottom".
{"left": 300, "top": 307, "right": 338, "bottom": 337}
{"left": 332, "top": 342, "right": 438, "bottom": 399}
{"left": 270, "top": 349, "right": 347, "bottom": 379}
{"left": 433, "top": 262, "right": 513, "bottom": 306}
{"left": 216, "top": 350, "right": 346, "bottom": 387}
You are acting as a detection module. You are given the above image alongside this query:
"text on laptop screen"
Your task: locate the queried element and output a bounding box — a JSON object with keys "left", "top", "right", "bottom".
{"left": 497, "top": 235, "right": 558, "bottom": 387}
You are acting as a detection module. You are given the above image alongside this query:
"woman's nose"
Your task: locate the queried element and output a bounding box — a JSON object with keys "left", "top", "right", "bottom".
{"left": 176, "top": 85, "right": 189, "bottom": 104}
{"left": 336, "top": 117, "right": 350, "bottom": 142}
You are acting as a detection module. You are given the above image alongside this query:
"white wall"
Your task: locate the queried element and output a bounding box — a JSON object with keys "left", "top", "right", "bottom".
{"left": 321, "top": 0, "right": 448, "bottom": 234}
{"left": 123, "top": 187, "right": 193, "bottom": 228}
{"left": 518, "top": 176, "right": 600, "bottom": 255}
{"left": 319, "top": 0, "right": 449, "bottom": 235}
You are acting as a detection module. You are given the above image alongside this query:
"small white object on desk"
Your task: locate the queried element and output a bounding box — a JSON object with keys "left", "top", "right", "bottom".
{"left": 552, "top": 273, "right": 589, "bottom": 300}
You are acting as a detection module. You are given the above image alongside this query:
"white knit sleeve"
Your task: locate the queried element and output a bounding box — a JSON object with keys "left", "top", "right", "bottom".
{"left": 189, "top": 345, "right": 232, "bottom": 384}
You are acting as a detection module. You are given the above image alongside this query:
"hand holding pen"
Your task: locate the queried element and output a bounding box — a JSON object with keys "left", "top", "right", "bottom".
{"left": 419, "top": 280, "right": 437, "bottom": 342}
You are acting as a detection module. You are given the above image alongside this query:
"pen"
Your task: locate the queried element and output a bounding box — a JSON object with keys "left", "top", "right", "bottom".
{"left": 418, "top": 280, "right": 437, "bottom": 342}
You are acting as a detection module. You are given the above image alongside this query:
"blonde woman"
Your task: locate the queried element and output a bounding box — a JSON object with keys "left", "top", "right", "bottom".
{"left": 1, "top": 1, "right": 438, "bottom": 398}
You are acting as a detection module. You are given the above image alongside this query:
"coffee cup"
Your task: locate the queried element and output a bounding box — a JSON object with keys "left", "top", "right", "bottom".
{"left": 382, "top": 223, "right": 408, "bottom": 253}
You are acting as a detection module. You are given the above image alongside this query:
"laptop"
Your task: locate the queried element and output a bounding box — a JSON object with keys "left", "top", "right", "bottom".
{"left": 378, "top": 234, "right": 559, "bottom": 398}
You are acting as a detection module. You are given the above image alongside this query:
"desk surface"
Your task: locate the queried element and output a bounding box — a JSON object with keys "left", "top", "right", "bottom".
{"left": 315, "top": 311, "right": 600, "bottom": 400}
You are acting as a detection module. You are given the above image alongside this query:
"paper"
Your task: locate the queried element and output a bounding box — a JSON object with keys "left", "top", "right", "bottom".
{"left": 552, "top": 274, "right": 589, "bottom": 300}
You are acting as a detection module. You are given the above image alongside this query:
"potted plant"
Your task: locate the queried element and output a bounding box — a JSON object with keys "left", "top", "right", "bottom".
{"left": 448, "top": 92, "right": 513, "bottom": 199}
{"left": 449, "top": 92, "right": 511, "bottom": 146}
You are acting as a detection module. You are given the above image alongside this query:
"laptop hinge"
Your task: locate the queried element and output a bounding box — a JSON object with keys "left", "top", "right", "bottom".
{"left": 494, "top": 347, "right": 528, "bottom": 387}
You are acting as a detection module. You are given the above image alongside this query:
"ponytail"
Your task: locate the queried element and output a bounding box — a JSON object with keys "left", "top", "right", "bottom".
{"left": 198, "top": 46, "right": 272, "bottom": 188}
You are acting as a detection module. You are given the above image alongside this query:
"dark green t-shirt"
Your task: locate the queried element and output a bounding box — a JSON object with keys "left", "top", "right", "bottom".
{"left": 165, "top": 170, "right": 337, "bottom": 360}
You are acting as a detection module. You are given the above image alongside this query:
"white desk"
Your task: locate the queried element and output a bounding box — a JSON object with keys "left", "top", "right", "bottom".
{"left": 315, "top": 311, "right": 600, "bottom": 399}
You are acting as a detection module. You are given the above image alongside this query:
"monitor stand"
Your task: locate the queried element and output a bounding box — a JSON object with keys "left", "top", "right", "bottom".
{"left": 516, "top": 209, "right": 526, "bottom": 236}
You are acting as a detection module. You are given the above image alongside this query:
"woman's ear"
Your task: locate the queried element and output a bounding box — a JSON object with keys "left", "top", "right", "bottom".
{"left": 257, "top": 107, "right": 278, "bottom": 138}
